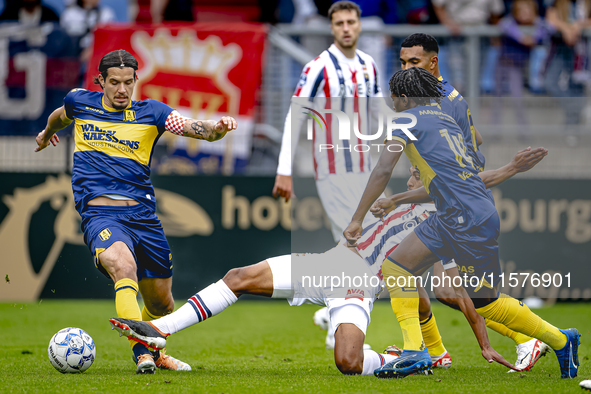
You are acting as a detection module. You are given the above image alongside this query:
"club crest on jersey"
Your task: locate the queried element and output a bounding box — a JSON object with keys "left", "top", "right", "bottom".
{"left": 99, "top": 228, "right": 111, "bottom": 241}
{"left": 124, "top": 110, "right": 137, "bottom": 122}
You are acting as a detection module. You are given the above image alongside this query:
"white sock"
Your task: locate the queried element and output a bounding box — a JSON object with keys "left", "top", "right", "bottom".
{"left": 152, "top": 279, "right": 238, "bottom": 335}
{"left": 361, "top": 350, "right": 398, "bottom": 376}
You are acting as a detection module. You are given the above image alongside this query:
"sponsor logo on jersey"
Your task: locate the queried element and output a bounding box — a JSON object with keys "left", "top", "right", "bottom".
{"left": 85, "top": 106, "right": 104, "bottom": 114}
{"left": 345, "top": 288, "right": 365, "bottom": 300}
{"left": 99, "top": 228, "right": 111, "bottom": 241}
{"left": 458, "top": 265, "right": 475, "bottom": 274}
{"left": 81, "top": 124, "right": 140, "bottom": 150}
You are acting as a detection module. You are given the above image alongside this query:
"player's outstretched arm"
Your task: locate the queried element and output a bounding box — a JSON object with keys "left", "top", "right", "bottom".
{"left": 344, "top": 141, "right": 403, "bottom": 245}
{"left": 478, "top": 147, "right": 548, "bottom": 188}
{"left": 370, "top": 187, "right": 431, "bottom": 220}
{"left": 35, "top": 106, "right": 71, "bottom": 152}
{"left": 446, "top": 267, "right": 518, "bottom": 371}
{"left": 182, "top": 116, "right": 237, "bottom": 142}
{"left": 372, "top": 146, "right": 549, "bottom": 216}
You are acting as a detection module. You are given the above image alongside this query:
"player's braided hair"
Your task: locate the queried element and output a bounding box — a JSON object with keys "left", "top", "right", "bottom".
{"left": 389, "top": 67, "right": 443, "bottom": 106}
{"left": 93, "top": 50, "right": 139, "bottom": 89}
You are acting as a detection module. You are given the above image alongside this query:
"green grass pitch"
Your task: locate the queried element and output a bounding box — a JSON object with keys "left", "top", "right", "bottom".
{"left": 1, "top": 300, "right": 589, "bottom": 393}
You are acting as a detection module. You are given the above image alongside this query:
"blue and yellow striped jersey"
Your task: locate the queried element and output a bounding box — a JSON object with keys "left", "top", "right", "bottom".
{"left": 64, "top": 89, "right": 173, "bottom": 213}
{"left": 391, "top": 105, "right": 496, "bottom": 229}
{"left": 438, "top": 77, "right": 486, "bottom": 171}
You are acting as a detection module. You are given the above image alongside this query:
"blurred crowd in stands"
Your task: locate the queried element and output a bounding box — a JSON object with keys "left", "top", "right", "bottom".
{"left": 1, "top": 0, "right": 590, "bottom": 117}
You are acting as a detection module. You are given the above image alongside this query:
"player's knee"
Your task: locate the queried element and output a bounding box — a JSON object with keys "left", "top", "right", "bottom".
{"left": 222, "top": 267, "right": 253, "bottom": 293}
{"left": 147, "top": 296, "right": 174, "bottom": 316}
{"left": 335, "top": 353, "right": 363, "bottom": 375}
{"left": 99, "top": 243, "right": 136, "bottom": 280}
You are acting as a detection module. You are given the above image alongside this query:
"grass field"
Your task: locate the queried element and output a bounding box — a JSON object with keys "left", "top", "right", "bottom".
{"left": 1, "top": 300, "right": 589, "bottom": 393}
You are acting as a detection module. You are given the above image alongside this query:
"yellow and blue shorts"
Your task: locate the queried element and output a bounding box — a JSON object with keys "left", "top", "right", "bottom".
{"left": 414, "top": 210, "right": 501, "bottom": 300}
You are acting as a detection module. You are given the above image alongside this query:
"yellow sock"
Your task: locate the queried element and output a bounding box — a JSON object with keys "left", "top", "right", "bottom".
{"left": 142, "top": 305, "right": 162, "bottom": 321}
{"left": 114, "top": 278, "right": 141, "bottom": 350}
{"left": 383, "top": 258, "right": 425, "bottom": 351}
{"left": 421, "top": 313, "right": 446, "bottom": 356}
{"left": 485, "top": 319, "right": 532, "bottom": 345}
{"left": 477, "top": 294, "right": 567, "bottom": 350}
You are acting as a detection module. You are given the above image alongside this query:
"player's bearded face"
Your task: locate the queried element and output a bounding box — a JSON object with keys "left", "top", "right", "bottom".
{"left": 330, "top": 10, "right": 361, "bottom": 49}
{"left": 102, "top": 67, "right": 136, "bottom": 110}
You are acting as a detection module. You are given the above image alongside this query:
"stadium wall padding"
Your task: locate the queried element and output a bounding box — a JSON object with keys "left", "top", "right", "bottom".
{"left": 0, "top": 174, "right": 589, "bottom": 301}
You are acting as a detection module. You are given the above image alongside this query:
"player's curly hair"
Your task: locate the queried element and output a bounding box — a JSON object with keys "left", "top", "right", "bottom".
{"left": 93, "top": 50, "right": 139, "bottom": 89}
{"left": 401, "top": 33, "right": 439, "bottom": 54}
{"left": 389, "top": 67, "right": 443, "bottom": 106}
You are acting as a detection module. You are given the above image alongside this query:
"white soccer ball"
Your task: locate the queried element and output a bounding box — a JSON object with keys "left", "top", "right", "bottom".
{"left": 48, "top": 327, "right": 96, "bottom": 373}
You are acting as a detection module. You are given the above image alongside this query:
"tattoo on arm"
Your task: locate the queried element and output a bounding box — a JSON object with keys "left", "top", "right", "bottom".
{"left": 191, "top": 121, "right": 206, "bottom": 137}
{"left": 184, "top": 120, "right": 216, "bottom": 141}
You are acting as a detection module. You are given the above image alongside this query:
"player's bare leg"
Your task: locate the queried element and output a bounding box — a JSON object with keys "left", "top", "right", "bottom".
{"left": 334, "top": 318, "right": 399, "bottom": 376}
{"left": 139, "top": 277, "right": 174, "bottom": 317}
{"left": 222, "top": 261, "right": 274, "bottom": 297}
{"left": 110, "top": 260, "right": 278, "bottom": 349}
{"left": 431, "top": 262, "right": 549, "bottom": 371}
{"left": 334, "top": 323, "right": 365, "bottom": 374}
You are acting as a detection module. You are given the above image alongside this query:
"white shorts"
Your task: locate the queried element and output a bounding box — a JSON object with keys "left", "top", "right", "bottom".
{"left": 316, "top": 173, "right": 385, "bottom": 242}
{"left": 266, "top": 245, "right": 377, "bottom": 335}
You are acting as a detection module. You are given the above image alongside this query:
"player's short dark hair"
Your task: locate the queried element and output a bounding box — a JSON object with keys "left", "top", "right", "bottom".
{"left": 328, "top": 1, "right": 361, "bottom": 21}
{"left": 401, "top": 33, "right": 439, "bottom": 54}
{"left": 93, "top": 50, "right": 139, "bottom": 89}
{"left": 389, "top": 67, "right": 444, "bottom": 106}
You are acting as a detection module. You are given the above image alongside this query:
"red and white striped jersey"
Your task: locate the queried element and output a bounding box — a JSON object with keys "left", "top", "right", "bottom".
{"left": 355, "top": 203, "right": 435, "bottom": 278}
{"left": 277, "top": 44, "right": 382, "bottom": 180}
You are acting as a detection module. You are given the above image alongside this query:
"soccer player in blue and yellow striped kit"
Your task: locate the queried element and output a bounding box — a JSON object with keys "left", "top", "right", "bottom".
{"left": 35, "top": 50, "right": 237, "bottom": 374}
{"left": 344, "top": 67, "right": 580, "bottom": 379}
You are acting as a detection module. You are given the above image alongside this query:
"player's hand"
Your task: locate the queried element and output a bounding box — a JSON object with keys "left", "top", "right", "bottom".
{"left": 481, "top": 346, "right": 519, "bottom": 371}
{"left": 370, "top": 198, "right": 397, "bottom": 221}
{"left": 272, "top": 174, "right": 293, "bottom": 202}
{"left": 343, "top": 221, "right": 363, "bottom": 247}
{"left": 35, "top": 129, "right": 59, "bottom": 152}
{"left": 511, "top": 146, "right": 548, "bottom": 173}
{"left": 211, "top": 116, "right": 237, "bottom": 141}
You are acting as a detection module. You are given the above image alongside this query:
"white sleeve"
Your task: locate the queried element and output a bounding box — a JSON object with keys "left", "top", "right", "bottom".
{"left": 277, "top": 105, "right": 298, "bottom": 176}
{"left": 276, "top": 59, "right": 326, "bottom": 176}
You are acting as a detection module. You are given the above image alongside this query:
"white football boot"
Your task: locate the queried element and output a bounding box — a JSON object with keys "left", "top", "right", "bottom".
{"left": 508, "top": 338, "right": 550, "bottom": 373}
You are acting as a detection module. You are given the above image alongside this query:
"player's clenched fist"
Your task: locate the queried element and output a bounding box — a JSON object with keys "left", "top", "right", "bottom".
{"left": 370, "top": 198, "right": 397, "bottom": 221}
{"left": 343, "top": 220, "right": 363, "bottom": 247}
{"left": 210, "top": 116, "right": 237, "bottom": 142}
{"left": 272, "top": 174, "right": 293, "bottom": 202}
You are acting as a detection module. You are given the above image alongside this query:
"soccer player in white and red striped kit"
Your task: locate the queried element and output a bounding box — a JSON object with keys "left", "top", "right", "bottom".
{"left": 272, "top": 1, "right": 383, "bottom": 243}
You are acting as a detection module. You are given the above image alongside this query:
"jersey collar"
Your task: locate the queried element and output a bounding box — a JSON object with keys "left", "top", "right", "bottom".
{"left": 328, "top": 44, "right": 358, "bottom": 63}
{"left": 101, "top": 94, "right": 132, "bottom": 112}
